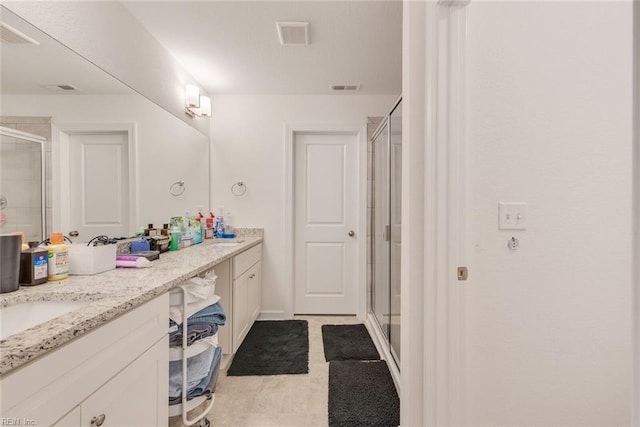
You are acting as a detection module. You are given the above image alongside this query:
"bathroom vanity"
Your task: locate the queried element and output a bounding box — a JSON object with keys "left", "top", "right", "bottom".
{"left": 0, "top": 235, "right": 263, "bottom": 426}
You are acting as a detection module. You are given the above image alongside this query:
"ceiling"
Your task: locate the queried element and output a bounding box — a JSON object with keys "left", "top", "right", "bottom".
{"left": 121, "top": 1, "right": 402, "bottom": 95}
{"left": 0, "top": 7, "right": 133, "bottom": 95}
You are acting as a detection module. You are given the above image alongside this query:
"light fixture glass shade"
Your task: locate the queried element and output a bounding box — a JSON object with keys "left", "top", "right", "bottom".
{"left": 185, "top": 84, "right": 200, "bottom": 108}
{"left": 196, "top": 96, "right": 212, "bottom": 117}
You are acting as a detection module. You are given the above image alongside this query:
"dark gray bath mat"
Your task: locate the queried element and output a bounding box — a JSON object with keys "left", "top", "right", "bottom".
{"left": 321, "top": 324, "right": 380, "bottom": 361}
{"left": 328, "top": 360, "right": 400, "bottom": 427}
{"left": 227, "top": 320, "right": 308, "bottom": 376}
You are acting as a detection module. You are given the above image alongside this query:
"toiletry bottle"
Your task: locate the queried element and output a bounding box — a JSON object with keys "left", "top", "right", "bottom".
{"left": 47, "top": 232, "right": 69, "bottom": 281}
{"left": 224, "top": 211, "right": 235, "bottom": 238}
{"left": 16, "top": 232, "right": 28, "bottom": 250}
{"left": 215, "top": 216, "right": 225, "bottom": 238}
{"left": 19, "top": 242, "right": 48, "bottom": 286}
{"left": 145, "top": 223, "right": 159, "bottom": 237}
{"left": 205, "top": 215, "right": 214, "bottom": 239}
{"left": 169, "top": 226, "right": 181, "bottom": 251}
{"left": 213, "top": 216, "right": 220, "bottom": 238}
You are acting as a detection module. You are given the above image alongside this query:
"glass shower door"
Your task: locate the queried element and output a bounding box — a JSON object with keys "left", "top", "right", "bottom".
{"left": 0, "top": 127, "right": 45, "bottom": 242}
{"left": 372, "top": 121, "right": 390, "bottom": 339}
{"left": 389, "top": 100, "right": 402, "bottom": 363}
{"left": 369, "top": 97, "right": 402, "bottom": 369}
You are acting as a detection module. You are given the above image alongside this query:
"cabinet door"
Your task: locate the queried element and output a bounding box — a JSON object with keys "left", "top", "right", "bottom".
{"left": 232, "top": 271, "right": 249, "bottom": 353}
{"left": 80, "top": 337, "right": 168, "bottom": 427}
{"left": 247, "top": 261, "right": 262, "bottom": 324}
{"left": 214, "top": 259, "right": 232, "bottom": 354}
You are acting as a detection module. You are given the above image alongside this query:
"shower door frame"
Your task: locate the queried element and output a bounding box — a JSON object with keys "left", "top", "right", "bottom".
{"left": 0, "top": 126, "right": 46, "bottom": 240}
{"left": 369, "top": 95, "right": 403, "bottom": 370}
{"left": 370, "top": 116, "right": 390, "bottom": 340}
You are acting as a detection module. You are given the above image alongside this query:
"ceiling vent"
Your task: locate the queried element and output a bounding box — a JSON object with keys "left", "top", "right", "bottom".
{"left": 0, "top": 22, "right": 39, "bottom": 45}
{"left": 330, "top": 84, "right": 360, "bottom": 92}
{"left": 42, "top": 84, "right": 79, "bottom": 92}
{"left": 276, "top": 22, "right": 309, "bottom": 45}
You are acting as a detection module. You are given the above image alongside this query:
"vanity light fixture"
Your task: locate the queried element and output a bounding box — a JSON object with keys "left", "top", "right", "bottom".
{"left": 185, "top": 85, "right": 211, "bottom": 118}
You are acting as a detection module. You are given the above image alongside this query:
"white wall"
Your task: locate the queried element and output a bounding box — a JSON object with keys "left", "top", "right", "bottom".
{"left": 209, "top": 94, "right": 397, "bottom": 317}
{"left": 2, "top": 1, "right": 208, "bottom": 136}
{"left": 3, "top": 94, "right": 210, "bottom": 233}
{"left": 465, "top": 2, "right": 633, "bottom": 425}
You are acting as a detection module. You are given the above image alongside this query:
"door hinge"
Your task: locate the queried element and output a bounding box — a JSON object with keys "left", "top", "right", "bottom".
{"left": 457, "top": 266, "right": 468, "bottom": 281}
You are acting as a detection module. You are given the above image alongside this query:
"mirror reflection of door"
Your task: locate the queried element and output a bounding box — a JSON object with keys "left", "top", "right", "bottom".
{"left": 67, "top": 131, "right": 130, "bottom": 241}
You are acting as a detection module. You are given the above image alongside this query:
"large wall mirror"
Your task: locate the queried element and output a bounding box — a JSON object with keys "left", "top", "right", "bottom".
{"left": 0, "top": 6, "right": 210, "bottom": 243}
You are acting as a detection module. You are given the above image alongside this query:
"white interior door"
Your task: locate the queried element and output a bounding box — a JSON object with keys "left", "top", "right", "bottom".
{"left": 68, "top": 132, "right": 129, "bottom": 241}
{"left": 294, "top": 132, "right": 358, "bottom": 314}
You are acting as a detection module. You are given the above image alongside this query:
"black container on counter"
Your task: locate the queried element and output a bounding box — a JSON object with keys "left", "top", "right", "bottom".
{"left": 0, "top": 234, "right": 21, "bottom": 293}
{"left": 19, "top": 241, "right": 48, "bottom": 286}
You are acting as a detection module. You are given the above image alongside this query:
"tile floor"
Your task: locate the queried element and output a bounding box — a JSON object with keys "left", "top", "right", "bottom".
{"left": 169, "top": 315, "right": 362, "bottom": 427}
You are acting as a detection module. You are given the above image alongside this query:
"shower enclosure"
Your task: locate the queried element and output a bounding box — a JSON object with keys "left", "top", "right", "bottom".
{"left": 0, "top": 126, "right": 46, "bottom": 242}
{"left": 369, "top": 97, "right": 402, "bottom": 367}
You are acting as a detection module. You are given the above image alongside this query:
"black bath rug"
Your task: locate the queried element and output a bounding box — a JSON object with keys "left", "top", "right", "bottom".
{"left": 226, "top": 320, "right": 309, "bottom": 376}
{"left": 321, "top": 324, "right": 380, "bottom": 361}
{"left": 328, "top": 360, "right": 400, "bottom": 427}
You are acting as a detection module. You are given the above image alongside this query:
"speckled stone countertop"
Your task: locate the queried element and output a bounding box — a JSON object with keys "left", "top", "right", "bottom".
{"left": 0, "top": 235, "right": 263, "bottom": 376}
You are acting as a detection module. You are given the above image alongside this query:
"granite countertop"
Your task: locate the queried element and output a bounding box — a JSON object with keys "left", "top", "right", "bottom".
{"left": 0, "top": 234, "right": 263, "bottom": 376}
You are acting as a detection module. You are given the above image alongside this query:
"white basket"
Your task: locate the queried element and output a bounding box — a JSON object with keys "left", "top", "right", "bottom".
{"left": 68, "top": 244, "right": 116, "bottom": 275}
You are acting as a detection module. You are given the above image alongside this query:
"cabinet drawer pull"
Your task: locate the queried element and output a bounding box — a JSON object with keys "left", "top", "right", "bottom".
{"left": 249, "top": 273, "right": 256, "bottom": 279}
{"left": 91, "top": 414, "right": 106, "bottom": 426}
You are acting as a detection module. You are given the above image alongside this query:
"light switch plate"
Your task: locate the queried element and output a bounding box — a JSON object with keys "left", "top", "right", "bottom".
{"left": 499, "top": 202, "right": 527, "bottom": 230}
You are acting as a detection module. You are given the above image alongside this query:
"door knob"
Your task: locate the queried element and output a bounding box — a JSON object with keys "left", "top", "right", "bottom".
{"left": 348, "top": 230, "right": 355, "bottom": 237}
{"left": 91, "top": 414, "right": 106, "bottom": 426}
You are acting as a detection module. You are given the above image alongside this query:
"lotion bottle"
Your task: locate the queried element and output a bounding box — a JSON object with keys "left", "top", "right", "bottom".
{"left": 47, "top": 232, "right": 69, "bottom": 281}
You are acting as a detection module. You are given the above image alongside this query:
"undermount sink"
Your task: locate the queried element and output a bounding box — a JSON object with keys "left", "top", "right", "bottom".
{"left": 213, "top": 239, "right": 244, "bottom": 247}
{"left": 0, "top": 300, "right": 91, "bottom": 340}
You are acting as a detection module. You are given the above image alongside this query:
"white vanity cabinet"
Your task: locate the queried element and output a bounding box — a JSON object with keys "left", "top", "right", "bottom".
{"left": 208, "top": 243, "right": 262, "bottom": 362}
{"left": 232, "top": 243, "right": 262, "bottom": 353}
{"left": 216, "top": 243, "right": 262, "bottom": 356}
{"left": 1, "top": 294, "right": 169, "bottom": 427}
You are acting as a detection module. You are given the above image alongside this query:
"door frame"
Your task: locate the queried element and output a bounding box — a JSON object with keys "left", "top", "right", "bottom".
{"left": 52, "top": 122, "right": 138, "bottom": 237}
{"left": 284, "top": 123, "right": 367, "bottom": 320}
{"left": 401, "top": 1, "right": 469, "bottom": 425}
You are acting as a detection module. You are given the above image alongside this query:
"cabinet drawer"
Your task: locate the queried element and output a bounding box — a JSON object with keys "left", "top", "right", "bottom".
{"left": 233, "top": 243, "right": 262, "bottom": 279}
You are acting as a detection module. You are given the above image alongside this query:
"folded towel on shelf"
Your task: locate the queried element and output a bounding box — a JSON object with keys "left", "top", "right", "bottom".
{"left": 169, "top": 322, "right": 218, "bottom": 347}
{"left": 168, "top": 302, "right": 227, "bottom": 348}
{"left": 168, "top": 340, "right": 217, "bottom": 398}
{"left": 169, "top": 295, "right": 220, "bottom": 325}
{"left": 169, "top": 346, "right": 222, "bottom": 405}
{"left": 169, "top": 272, "right": 218, "bottom": 324}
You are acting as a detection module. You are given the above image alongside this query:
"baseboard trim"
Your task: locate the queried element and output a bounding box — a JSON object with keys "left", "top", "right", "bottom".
{"left": 365, "top": 313, "right": 401, "bottom": 392}
{"left": 257, "top": 310, "right": 286, "bottom": 321}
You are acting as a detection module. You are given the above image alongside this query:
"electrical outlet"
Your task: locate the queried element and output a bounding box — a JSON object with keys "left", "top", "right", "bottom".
{"left": 499, "top": 202, "right": 527, "bottom": 230}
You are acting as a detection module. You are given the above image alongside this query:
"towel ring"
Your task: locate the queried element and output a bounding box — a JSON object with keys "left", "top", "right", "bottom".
{"left": 231, "top": 181, "right": 246, "bottom": 196}
{"left": 170, "top": 180, "right": 185, "bottom": 196}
